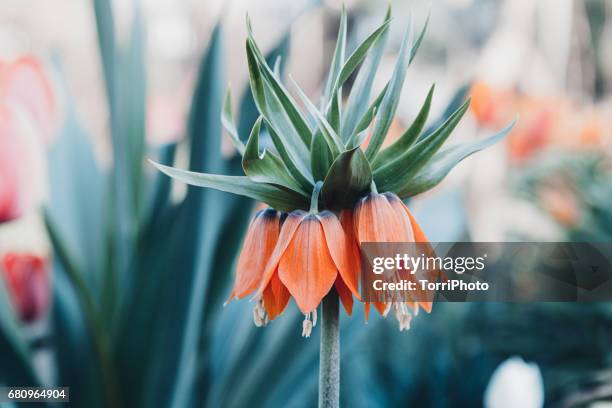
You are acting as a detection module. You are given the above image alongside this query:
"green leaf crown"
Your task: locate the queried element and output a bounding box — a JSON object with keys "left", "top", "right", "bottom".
{"left": 153, "top": 7, "right": 516, "bottom": 211}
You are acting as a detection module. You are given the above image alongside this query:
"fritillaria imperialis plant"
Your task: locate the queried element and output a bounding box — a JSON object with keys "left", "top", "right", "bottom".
{"left": 154, "top": 8, "right": 514, "bottom": 407}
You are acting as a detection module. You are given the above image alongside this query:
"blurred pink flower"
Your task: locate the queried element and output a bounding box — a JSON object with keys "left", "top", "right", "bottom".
{"left": 0, "top": 56, "right": 55, "bottom": 223}
{"left": 147, "top": 94, "right": 185, "bottom": 146}
{"left": 1, "top": 252, "right": 50, "bottom": 323}
{"left": 0, "top": 57, "right": 56, "bottom": 142}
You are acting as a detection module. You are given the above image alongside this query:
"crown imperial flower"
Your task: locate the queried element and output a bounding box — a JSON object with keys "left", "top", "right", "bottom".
{"left": 153, "top": 8, "right": 514, "bottom": 333}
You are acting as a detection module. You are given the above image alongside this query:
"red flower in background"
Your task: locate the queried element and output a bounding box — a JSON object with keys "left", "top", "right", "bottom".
{"left": 1, "top": 253, "right": 50, "bottom": 323}
{"left": 0, "top": 57, "right": 55, "bottom": 223}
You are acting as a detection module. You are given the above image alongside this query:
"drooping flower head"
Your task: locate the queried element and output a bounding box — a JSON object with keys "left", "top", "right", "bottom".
{"left": 153, "top": 7, "right": 515, "bottom": 334}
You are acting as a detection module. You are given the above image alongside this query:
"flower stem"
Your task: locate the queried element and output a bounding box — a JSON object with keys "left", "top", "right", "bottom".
{"left": 319, "top": 290, "right": 340, "bottom": 408}
{"left": 310, "top": 181, "right": 324, "bottom": 213}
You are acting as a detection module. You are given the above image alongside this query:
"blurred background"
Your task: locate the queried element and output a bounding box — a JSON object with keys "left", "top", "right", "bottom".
{"left": 1, "top": 0, "right": 612, "bottom": 407}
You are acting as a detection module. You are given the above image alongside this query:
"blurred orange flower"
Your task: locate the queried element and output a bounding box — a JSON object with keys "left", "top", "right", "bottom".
{"left": 2, "top": 252, "right": 50, "bottom": 323}
{"left": 537, "top": 184, "right": 580, "bottom": 227}
{"left": 469, "top": 81, "right": 610, "bottom": 163}
{"left": 470, "top": 81, "right": 515, "bottom": 127}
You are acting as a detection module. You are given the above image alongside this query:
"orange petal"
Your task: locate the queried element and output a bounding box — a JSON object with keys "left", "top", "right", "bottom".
{"left": 419, "top": 302, "right": 433, "bottom": 313}
{"left": 255, "top": 210, "right": 308, "bottom": 298}
{"left": 233, "top": 209, "right": 280, "bottom": 298}
{"left": 278, "top": 215, "right": 338, "bottom": 313}
{"left": 394, "top": 197, "right": 429, "bottom": 242}
{"left": 396, "top": 198, "right": 435, "bottom": 312}
{"left": 263, "top": 271, "right": 290, "bottom": 320}
{"left": 318, "top": 211, "right": 360, "bottom": 299}
{"left": 355, "top": 193, "right": 414, "bottom": 243}
{"left": 373, "top": 302, "right": 387, "bottom": 315}
{"left": 335, "top": 277, "right": 353, "bottom": 315}
{"left": 340, "top": 209, "right": 362, "bottom": 278}
{"left": 364, "top": 301, "right": 387, "bottom": 322}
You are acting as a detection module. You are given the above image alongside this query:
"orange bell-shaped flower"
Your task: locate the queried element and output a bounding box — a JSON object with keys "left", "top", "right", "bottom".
{"left": 257, "top": 210, "right": 360, "bottom": 316}
{"left": 354, "top": 192, "right": 432, "bottom": 327}
{"left": 227, "top": 208, "right": 292, "bottom": 327}
{"left": 230, "top": 208, "right": 281, "bottom": 300}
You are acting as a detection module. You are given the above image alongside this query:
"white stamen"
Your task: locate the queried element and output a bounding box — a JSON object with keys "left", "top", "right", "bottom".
{"left": 302, "top": 317, "right": 313, "bottom": 338}
{"left": 252, "top": 298, "right": 269, "bottom": 327}
{"left": 390, "top": 302, "right": 412, "bottom": 332}
{"left": 382, "top": 303, "right": 392, "bottom": 317}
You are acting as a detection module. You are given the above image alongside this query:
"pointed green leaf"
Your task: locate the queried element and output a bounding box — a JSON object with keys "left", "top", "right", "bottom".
{"left": 397, "top": 119, "right": 516, "bottom": 198}
{"left": 262, "top": 86, "right": 313, "bottom": 189}
{"left": 373, "top": 84, "right": 434, "bottom": 168}
{"left": 421, "top": 83, "right": 471, "bottom": 141}
{"left": 273, "top": 56, "right": 282, "bottom": 78}
{"left": 246, "top": 35, "right": 312, "bottom": 146}
{"left": 323, "top": 5, "right": 347, "bottom": 105}
{"left": 321, "top": 147, "right": 372, "bottom": 210}
{"left": 151, "top": 162, "right": 308, "bottom": 211}
{"left": 263, "top": 120, "right": 314, "bottom": 192}
{"left": 409, "top": 13, "right": 430, "bottom": 64}
{"left": 329, "top": 91, "right": 341, "bottom": 133}
{"left": 336, "top": 19, "right": 391, "bottom": 89}
{"left": 365, "top": 15, "right": 415, "bottom": 161}
{"left": 246, "top": 41, "right": 313, "bottom": 190}
{"left": 346, "top": 82, "right": 388, "bottom": 149}
{"left": 93, "top": 0, "right": 117, "bottom": 110}
{"left": 222, "top": 88, "right": 246, "bottom": 155}
{"left": 238, "top": 27, "right": 291, "bottom": 138}
{"left": 341, "top": 6, "right": 391, "bottom": 141}
{"left": 290, "top": 77, "right": 344, "bottom": 154}
{"left": 242, "top": 117, "right": 305, "bottom": 193}
{"left": 373, "top": 99, "right": 471, "bottom": 193}
{"left": 311, "top": 130, "right": 334, "bottom": 181}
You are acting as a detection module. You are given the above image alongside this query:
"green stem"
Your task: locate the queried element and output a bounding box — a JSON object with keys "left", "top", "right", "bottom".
{"left": 319, "top": 290, "right": 340, "bottom": 408}
{"left": 310, "top": 181, "right": 324, "bottom": 213}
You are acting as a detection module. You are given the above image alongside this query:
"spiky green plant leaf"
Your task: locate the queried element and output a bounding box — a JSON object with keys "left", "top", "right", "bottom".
{"left": 373, "top": 99, "right": 471, "bottom": 193}
{"left": 242, "top": 116, "right": 305, "bottom": 193}
{"left": 323, "top": 6, "right": 347, "bottom": 106}
{"left": 346, "top": 83, "right": 388, "bottom": 149}
{"left": 222, "top": 88, "right": 246, "bottom": 155}
{"left": 321, "top": 147, "right": 372, "bottom": 210}
{"left": 341, "top": 6, "right": 391, "bottom": 141}
{"left": 336, "top": 20, "right": 391, "bottom": 89}
{"left": 245, "top": 29, "right": 312, "bottom": 147}
{"left": 373, "top": 84, "right": 434, "bottom": 168}
{"left": 291, "top": 77, "right": 344, "bottom": 154}
{"left": 398, "top": 119, "right": 516, "bottom": 197}
{"left": 152, "top": 162, "right": 308, "bottom": 211}
{"left": 311, "top": 130, "right": 335, "bottom": 181}
{"left": 364, "top": 16, "right": 415, "bottom": 160}
{"left": 246, "top": 40, "right": 313, "bottom": 190}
